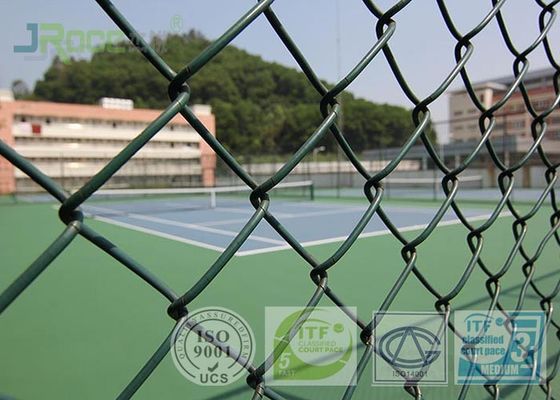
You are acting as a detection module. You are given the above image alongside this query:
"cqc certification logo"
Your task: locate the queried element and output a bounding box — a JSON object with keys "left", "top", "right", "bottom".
{"left": 455, "top": 310, "right": 546, "bottom": 385}
{"left": 265, "top": 307, "right": 357, "bottom": 386}
{"left": 171, "top": 307, "right": 255, "bottom": 386}
{"left": 373, "top": 312, "right": 448, "bottom": 385}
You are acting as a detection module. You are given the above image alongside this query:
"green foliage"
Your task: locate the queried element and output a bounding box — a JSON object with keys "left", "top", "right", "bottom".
{"left": 32, "top": 31, "right": 436, "bottom": 155}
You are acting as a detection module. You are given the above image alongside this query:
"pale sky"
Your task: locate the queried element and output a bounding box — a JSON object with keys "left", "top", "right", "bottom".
{"left": 1, "top": 1, "right": 558, "bottom": 143}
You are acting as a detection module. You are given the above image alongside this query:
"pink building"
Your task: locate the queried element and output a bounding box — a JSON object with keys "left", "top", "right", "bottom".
{"left": 0, "top": 94, "right": 216, "bottom": 194}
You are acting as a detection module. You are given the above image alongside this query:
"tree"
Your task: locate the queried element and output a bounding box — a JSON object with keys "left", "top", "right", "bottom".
{"left": 31, "top": 33, "right": 435, "bottom": 155}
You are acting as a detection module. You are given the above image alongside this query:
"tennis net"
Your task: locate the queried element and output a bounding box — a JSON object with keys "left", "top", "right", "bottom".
{"left": 82, "top": 180, "right": 314, "bottom": 217}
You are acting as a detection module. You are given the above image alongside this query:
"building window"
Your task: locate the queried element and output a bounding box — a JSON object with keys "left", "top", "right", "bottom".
{"left": 509, "top": 120, "right": 526, "bottom": 129}
{"left": 534, "top": 99, "right": 552, "bottom": 111}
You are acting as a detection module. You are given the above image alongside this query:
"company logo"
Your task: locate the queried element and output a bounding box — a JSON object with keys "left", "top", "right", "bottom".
{"left": 13, "top": 23, "right": 126, "bottom": 62}
{"left": 373, "top": 312, "right": 447, "bottom": 385}
{"left": 265, "top": 307, "right": 357, "bottom": 386}
{"left": 171, "top": 307, "right": 255, "bottom": 386}
{"left": 13, "top": 18, "right": 180, "bottom": 62}
{"left": 455, "top": 310, "right": 546, "bottom": 385}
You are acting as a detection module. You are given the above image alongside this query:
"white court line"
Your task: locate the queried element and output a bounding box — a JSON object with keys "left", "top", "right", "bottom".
{"left": 197, "top": 206, "right": 366, "bottom": 227}
{"left": 92, "top": 216, "right": 226, "bottom": 252}
{"left": 162, "top": 201, "right": 207, "bottom": 210}
{"left": 282, "top": 202, "right": 350, "bottom": 209}
{"left": 197, "top": 204, "right": 446, "bottom": 227}
{"left": 160, "top": 202, "right": 274, "bottom": 216}
{"left": 234, "top": 211, "right": 512, "bottom": 256}
{"left": 120, "top": 201, "right": 296, "bottom": 218}
{"left": 213, "top": 206, "right": 262, "bottom": 215}
{"left": 85, "top": 204, "right": 285, "bottom": 245}
{"left": 216, "top": 206, "right": 296, "bottom": 218}
{"left": 159, "top": 202, "right": 256, "bottom": 215}
{"left": 282, "top": 201, "right": 471, "bottom": 215}
{"left": 84, "top": 204, "right": 511, "bottom": 257}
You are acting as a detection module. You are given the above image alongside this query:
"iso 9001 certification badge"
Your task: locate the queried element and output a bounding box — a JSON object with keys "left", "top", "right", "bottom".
{"left": 171, "top": 307, "right": 255, "bottom": 386}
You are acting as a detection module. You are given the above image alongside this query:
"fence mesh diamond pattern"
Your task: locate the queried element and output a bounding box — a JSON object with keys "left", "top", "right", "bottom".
{"left": 1, "top": 0, "right": 560, "bottom": 399}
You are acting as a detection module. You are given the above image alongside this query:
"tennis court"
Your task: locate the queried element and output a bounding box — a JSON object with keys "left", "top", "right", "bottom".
{"left": 2, "top": 191, "right": 559, "bottom": 400}
{"left": 81, "top": 190, "right": 500, "bottom": 256}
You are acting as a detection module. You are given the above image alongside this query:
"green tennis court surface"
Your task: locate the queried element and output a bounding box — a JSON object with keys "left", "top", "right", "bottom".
{"left": 1, "top": 196, "right": 558, "bottom": 399}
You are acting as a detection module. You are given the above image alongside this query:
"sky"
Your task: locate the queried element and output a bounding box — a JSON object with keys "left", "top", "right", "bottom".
{"left": 1, "top": 1, "right": 558, "bottom": 143}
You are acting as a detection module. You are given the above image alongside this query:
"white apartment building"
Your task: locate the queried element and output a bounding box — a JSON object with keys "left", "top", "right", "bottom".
{"left": 0, "top": 93, "right": 216, "bottom": 194}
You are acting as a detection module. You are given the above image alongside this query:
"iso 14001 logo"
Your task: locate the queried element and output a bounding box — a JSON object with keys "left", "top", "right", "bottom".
{"left": 171, "top": 307, "right": 255, "bottom": 386}
{"left": 373, "top": 312, "right": 448, "bottom": 385}
{"left": 378, "top": 326, "right": 442, "bottom": 370}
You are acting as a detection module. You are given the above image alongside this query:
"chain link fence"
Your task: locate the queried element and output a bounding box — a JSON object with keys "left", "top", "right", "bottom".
{"left": 1, "top": 0, "right": 560, "bottom": 398}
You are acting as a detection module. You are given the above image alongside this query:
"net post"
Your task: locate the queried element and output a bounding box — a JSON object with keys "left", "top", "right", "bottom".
{"left": 433, "top": 167, "right": 437, "bottom": 201}
{"left": 310, "top": 181, "right": 315, "bottom": 201}
{"left": 210, "top": 190, "right": 217, "bottom": 208}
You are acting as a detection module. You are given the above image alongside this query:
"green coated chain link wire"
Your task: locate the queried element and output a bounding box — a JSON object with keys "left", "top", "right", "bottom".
{"left": 1, "top": 0, "right": 560, "bottom": 398}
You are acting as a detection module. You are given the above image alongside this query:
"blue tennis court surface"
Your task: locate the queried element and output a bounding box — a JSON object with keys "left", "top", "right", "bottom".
{"left": 83, "top": 199, "right": 500, "bottom": 256}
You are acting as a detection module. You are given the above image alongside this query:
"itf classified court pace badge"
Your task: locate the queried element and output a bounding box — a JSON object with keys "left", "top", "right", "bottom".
{"left": 265, "top": 306, "right": 357, "bottom": 386}
{"left": 170, "top": 307, "right": 255, "bottom": 386}
{"left": 455, "top": 310, "right": 546, "bottom": 385}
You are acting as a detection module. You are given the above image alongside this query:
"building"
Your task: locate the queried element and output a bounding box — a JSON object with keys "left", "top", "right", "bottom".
{"left": 0, "top": 93, "right": 216, "bottom": 194}
{"left": 449, "top": 67, "right": 560, "bottom": 143}
{"left": 358, "top": 69, "right": 560, "bottom": 190}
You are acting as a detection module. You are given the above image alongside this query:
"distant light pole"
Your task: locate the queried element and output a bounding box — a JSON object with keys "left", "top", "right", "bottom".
{"left": 313, "top": 146, "right": 326, "bottom": 164}
{"left": 335, "top": 0, "right": 342, "bottom": 198}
